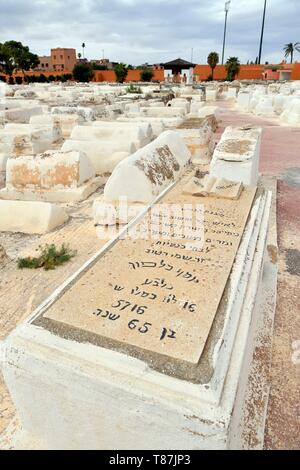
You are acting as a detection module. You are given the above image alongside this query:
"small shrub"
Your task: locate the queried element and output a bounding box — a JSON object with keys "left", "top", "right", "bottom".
{"left": 140, "top": 68, "right": 154, "bottom": 82}
{"left": 38, "top": 74, "right": 48, "bottom": 83}
{"left": 0, "top": 75, "right": 6, "bottom": 82}
{"left": 126, "top": 83, "right": 142, "bottom": 94}
{"left": 17, "top": 244, "right": 76, "bottom": 271}
{"left": 8, "top": 76, "right": 15, "bottom": 85}
{"left": 113, "top": 63, "right": 128, "bottom": 83}
{"left": 48, "top": 75, "right": 56, "bottom": 82}
{"left": 206, "top": 74, "right": 213, "bottom": 81}
{"left": 15, "top": 76, "right": 23, "bottom": 85}
{"left": 73, "top": 64, "right": 94, "bottom": 82}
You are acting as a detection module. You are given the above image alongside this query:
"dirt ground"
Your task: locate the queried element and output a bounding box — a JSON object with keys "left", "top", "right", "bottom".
{"left": 0, "top": 101, "right": 299, "bottom": 449}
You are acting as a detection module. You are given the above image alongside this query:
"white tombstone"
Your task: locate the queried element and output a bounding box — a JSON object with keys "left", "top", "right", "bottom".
{"left": 210, "top": 126, "right": 262, "bottom": 186}
{"left": 51, "top": 106, "right": 96, "bottom": 122}
{"left": 102, "top": 131, "right": 191, "bottom": 204}
{"left": 280, "top": 98, "right": 300, "bottom": 125}
{"left": 1, "top": 150, "right": 103, "bottom": 203}
{"left": 4, "top": 106, "right": 44, "bottom": 124}
{"left": 117, "top": 117, "right": 165, "bottom": 138}
{"left": 140, "top": 107, "right": 186, "bottom": 118}
{"left": 206, "top": 89, "right": 218, "bottom": 101}
{"left": 254, "top": 97, "right": 276, "bottom": 117}
{"left": 0, "top": 153, "right": 8, "bottom": 186}
{"left": 62, "top": 140, "right": 133, "bottom": 175}
{"left": 0, "top": 200, "right": 68, "bottom": 234}
{"left": 236, "top": 92, "right": 252, "bottom": 112}
{"left": 176, "top": 120, "right": 214, "bottom": 163}
{"left": 70, "top": 124, "right": 150, "bottom": 149}
{"left": 226, "top": 87, "right": 238, "bottom": 100}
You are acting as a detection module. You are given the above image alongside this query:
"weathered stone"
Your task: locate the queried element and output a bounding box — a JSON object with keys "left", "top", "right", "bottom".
{"left": 103, "top": 131, "right": 191, "bottom": 203}
{"left": 0, "top": 200, "right": 68, "bottom": 234}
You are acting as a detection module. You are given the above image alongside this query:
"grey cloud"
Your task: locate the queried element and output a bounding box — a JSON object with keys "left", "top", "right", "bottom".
{"left": 0, "top": 0, "right": 299, "bottom": 64}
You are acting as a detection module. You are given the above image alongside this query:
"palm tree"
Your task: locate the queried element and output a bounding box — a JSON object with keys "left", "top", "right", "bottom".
{"left": 207, "top": 52, "right": 219, "bottom": 80}
{"left": 78, "top": 52, "right": 82, "bottom": 60}
{"left": 82, "top": 43, "right": 86, "bottom": 59}
{"left": 283, "top": 42, "right": 300, "bottom": 64}
{"left": 225, "top": 57, "right": 240, "bottom": 81}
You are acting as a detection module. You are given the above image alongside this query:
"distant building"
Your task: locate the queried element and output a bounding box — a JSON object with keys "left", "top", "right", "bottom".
{"left": 91, "top": 59, "right": 117, "bottom": 70}
{"left": 34, "top": 48, "right": 77, "bottom": 73}
{"left": 162, "top": 58, "right": 196, "bottom": 84}
{"left": 36, "top": 56, "right": 53, "bottom": 72}
{"left": 51, "top": 48, "right": 77, "bottom": 72}
{"left": 77, "top": 58, "right": 89, "bottom": 65}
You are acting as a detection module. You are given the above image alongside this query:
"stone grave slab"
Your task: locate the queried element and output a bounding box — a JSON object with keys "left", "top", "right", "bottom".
{"left": 43, "top": 184, "right": 256, "bottom": 365}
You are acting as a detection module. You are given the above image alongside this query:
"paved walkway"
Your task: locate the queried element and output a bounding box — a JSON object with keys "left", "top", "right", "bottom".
{"left": 216, "top": 101, "right": 300, "bottom": 450}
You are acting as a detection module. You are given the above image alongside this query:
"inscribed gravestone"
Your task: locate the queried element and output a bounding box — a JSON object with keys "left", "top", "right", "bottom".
{"left": 44, "top": 184, "right": 256, "bottom": 364}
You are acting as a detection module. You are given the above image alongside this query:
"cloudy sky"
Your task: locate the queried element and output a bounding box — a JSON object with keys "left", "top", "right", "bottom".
{"left": 0, "top": 0, "right": 299, "bottom": 65}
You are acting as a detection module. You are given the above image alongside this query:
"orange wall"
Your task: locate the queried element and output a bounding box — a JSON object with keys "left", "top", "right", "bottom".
{"left": 12, "top": 71, "right": 72, "bottom": 78}
{"left": 291, "top": 63, "right": 300, "bottom": 80}
{"left": 4, "top": 63, "right": 300, "bottom": 83}
{"left": 194, "top": 64, "right": 265, "bottom": 81}
{"left": 194, "top": 65, "right": 226, "bottom": 80}
{"left": 94, "top": 69, "right": 164, "bottom": 82}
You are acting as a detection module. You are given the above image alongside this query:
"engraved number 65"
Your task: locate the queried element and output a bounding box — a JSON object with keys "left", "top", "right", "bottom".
{"left": 128, "top": 319, "right": 152, "bottom": 334}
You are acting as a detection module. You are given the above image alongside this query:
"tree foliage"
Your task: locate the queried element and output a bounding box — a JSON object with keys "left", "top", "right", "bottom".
{"left": 140, "top": 68, "right": 154, "bottom": 82}
{"left": 283, "top": 42, "right": 300, "bottom": 64}
{"left": 207, "top": 52, "right": 219, "bottom": 80}
{"left": 0, "top": 41, "right": 39, "bottom": 76}
{"left": 114, "top": 63, "right": 129, "bottom": 83}
{"left": 73, "top": 63, "right": 94, "bottom": 82}
{"left": 225, "top": 57, "right": 240, "bottom": 81}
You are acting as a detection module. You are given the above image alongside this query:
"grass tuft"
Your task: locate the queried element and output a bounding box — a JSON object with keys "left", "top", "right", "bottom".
{"left": 17, "top": 244, "right": 77, "bottom": 271}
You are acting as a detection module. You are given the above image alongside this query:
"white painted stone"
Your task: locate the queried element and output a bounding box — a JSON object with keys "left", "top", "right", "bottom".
{"left": 254, "top": 97, "right": 275, "bottom": 117}
{"left": 177, "top": 122, "right": 214, "bottom": 163}
{"left": 272, "top": 95, "right": 290, "bottom": 115}
{"left": 189, "top": 101, "right": 205, "bottom": 115}
{"left": 210, "top": 126, "right": 261, "bottom": 186}
{"left": 0, "top": 153, "right": 8, "bottom": 185}
{"left": 4, "top": 106, "right": 44, "bottom": 124}
{"left": 71, "top": 124, "right": 150, "bottom": 149}
{"left": 92, "top": 120, "right": 153, "bottom": 141}
{"left": 140, "top": 106, "right": 186, "bottom": 118}
{"left": 125, "top": 113, "right": 183, "bottom": 129}
{"left": 14, "top": 89, "right": 38, "bottom": 99}
{"left": 0, "top": 200, "right": 68, "bottom": 234}
{"left": 167, "top": 99, "right": 190, "bottom": 113}
{"left": 280, "top": 97, "right": 300, "bottom": 125}
{"left": 51, "top": 106, "right": 96, "bottom": 122}
{"left": 117, "top": 117, "right": 165, "bottom": 138}
{"left": 1, "top": 99, "right": 41, "bottom": 110}
{"left": 124, "top": 103, "right": 141, "bottom": 113}
{"left": 198, "top": 106, "right": 219, "bottom": 120}
{"left": 0, "top": 130, "right": 34, "bottom": 156}
{"left": 103, "top": 131, "right": 191, "bottom": 203}
{"left": 236, "top": 92, "right": 252, "bottom": 112}
{"left": 206, "top": 89, "right": 218, "bottom": 101}
{"left": 62, "top": 140, "right": 132, "bottom": 175}
{"left": 226, "top": 87, "right": 238, "bottom": 100}
{"left": 4, "top": 123, "right": 62, "bottom": 151}
{"left": 5, "top": 149, "right": 95, "bottom": 191}
{"left": 50, "top": 114, "right": 84, "bottom": 138}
